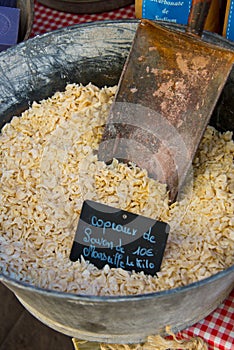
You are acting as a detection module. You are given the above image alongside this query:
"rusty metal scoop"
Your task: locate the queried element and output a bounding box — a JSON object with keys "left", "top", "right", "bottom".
{"left": 98, "top": 0, "right": 234, "bottom": 201}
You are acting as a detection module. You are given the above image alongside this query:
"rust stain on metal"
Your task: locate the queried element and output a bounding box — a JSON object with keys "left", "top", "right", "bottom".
{"left": 176, "top": 52, "right": 190, "bottom": 75}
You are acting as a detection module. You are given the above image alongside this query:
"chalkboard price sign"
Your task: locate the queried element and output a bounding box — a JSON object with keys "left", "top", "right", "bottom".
{"left": 70, "top": 200, "right": 170, "bottom": 276}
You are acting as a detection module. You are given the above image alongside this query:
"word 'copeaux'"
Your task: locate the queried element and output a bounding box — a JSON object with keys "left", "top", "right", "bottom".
{"left": 70, "top": 200, "right": 170, "bottom": 276}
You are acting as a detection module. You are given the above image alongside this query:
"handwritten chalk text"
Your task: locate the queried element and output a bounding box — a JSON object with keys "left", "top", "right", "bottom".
{"left": 91, "top": 215, "right": 138, "bottom": 236}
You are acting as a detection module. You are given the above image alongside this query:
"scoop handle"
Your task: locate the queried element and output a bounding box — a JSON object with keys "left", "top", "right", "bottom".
{"left": 187, "top": 0, "right": 212, "bottom": 36}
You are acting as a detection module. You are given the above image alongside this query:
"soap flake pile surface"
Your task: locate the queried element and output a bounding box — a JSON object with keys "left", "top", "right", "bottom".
{"left": 0, "top": 83, "right": 233, "bottom": 295}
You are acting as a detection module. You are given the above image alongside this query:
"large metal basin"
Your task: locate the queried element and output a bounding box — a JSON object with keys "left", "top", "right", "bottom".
{"left": 0, "top": 21, "right": 233, "bottom": 344}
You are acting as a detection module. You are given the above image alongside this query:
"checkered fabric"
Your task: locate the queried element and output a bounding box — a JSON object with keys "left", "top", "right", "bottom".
{"left": 30, "top": 2, "right": 234, "bottom": 348}
{"left": 181, "top": 289, "right": 234, "bottom": 350}
{"left": 31, "top": 1, "right": 136, "bottom": 37}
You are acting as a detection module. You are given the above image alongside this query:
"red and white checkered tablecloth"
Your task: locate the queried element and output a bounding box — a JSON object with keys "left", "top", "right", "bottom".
{"left": 30, "top": 1, "right": 136, "bottom": 37}
{"left": 181, "top": 289, "right": 234, "bottom": 350}
{"left": 30, "top": 2, "right": 234, "bottom": 349}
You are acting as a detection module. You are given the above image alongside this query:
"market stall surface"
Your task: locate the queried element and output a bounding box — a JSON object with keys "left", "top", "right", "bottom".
{"left": 0, "top": 283, "right": 73, "bottom": 350}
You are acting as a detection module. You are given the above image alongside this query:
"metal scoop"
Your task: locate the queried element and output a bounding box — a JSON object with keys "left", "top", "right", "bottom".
{"left": 98, "top": 0, "right": 234, "bottom": 201}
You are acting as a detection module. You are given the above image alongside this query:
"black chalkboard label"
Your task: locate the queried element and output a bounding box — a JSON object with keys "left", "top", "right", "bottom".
{"left": 70, "top": 200, "right": 170, "bottom": 276}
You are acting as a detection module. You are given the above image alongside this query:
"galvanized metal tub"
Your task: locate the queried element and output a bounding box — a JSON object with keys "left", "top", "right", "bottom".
{"left": 0, "top": 21, "right": 233, "bottom": 344}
